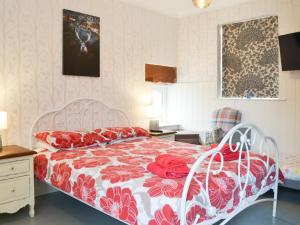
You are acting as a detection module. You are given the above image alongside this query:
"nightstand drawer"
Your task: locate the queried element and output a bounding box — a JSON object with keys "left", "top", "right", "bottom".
{"left": 0, "top": 176, "right": 30, "bottom": 204}
{"left": 0, "top": 160, "right": 29, "bottom": 177}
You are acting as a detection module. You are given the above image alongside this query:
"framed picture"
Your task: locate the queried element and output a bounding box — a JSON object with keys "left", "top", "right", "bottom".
{"left": 63, "top": 9, "right": 100, "bottom": 77}
{"left": 218, "top": 16, "right": 279, "bottom": 99}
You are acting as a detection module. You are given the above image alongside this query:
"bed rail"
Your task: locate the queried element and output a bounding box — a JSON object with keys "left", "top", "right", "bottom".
{"left": 179, "top": 123, "right": 279, "bottom": 225}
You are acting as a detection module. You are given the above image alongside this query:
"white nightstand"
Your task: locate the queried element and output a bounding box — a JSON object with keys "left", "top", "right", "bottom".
{"left": 0, "top": 145, "right": 36, "bottom": 217}
{"left": 149, "top": 130, "right": 177, "bottom": 141}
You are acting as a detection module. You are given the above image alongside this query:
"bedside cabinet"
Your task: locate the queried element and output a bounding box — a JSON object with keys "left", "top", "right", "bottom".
{"left": 0, "top": 145, "right": 36, "bottom": 217}
{"left": 175, "top": 131, "right": 201, "bottom": 145}
{"left": 149, "top": 130, "right": 177, "bottom": 141}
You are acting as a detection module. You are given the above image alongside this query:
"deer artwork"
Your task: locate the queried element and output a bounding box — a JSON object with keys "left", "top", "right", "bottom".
{"left": 75, "top": 27, "right": 92, "bottom": 54}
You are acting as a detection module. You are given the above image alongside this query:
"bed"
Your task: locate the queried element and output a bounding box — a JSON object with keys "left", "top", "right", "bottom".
{"left": 278, "top": 153, "right": 300, "bottom": 190}
{"left": 31, "top": 99, "right": 282, "bottom": 225}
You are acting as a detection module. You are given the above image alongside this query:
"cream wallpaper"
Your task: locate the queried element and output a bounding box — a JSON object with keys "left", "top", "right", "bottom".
{"left": 0, "top": 0, "right": 177, "bottom": 147}
{"left": 167, "top": 0, "right": 300, "bottom": 154}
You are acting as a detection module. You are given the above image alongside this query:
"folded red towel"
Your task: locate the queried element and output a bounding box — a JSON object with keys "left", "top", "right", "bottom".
{"left": 147, "top": 162, "right": 190, "bottom": 179}
{"left": 155, "top": 154, "right": 187, "bottom": 169}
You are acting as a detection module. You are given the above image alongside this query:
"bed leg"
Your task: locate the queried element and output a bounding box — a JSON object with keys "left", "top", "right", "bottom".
{"left": 272, "top": 186, "right": 278, "bottom": 217}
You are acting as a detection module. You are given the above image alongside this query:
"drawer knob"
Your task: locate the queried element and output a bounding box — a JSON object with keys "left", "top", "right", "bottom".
{"left": 11, "top": 167, "right": 15, "bottom": 171}
{"left": 11, "top": 189, "right": 15, "bottom": 193}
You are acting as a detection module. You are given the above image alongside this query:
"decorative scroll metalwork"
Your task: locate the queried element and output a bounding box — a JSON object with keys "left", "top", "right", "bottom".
{"left": 30, "top": 98, "right": 130, "bottom": 147}
{"left": 180, "top": 123, "right": 279, "bottom": 225}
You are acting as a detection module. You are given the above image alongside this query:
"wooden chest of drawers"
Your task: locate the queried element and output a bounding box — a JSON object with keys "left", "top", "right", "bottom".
{"left": 0, "top": 145, "right": 36, "bottom": 217}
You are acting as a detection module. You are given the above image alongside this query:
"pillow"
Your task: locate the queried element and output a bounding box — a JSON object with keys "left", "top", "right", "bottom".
{"left": 34, "top": 141, "right": 63, "bottom": 153}
{"left": 94, "top": 127, "right": 150, "bottom": 142}
{"left": 132, "top": 127, "right": 151, "bottom": 137}
{"left": 35, "top": 130, "right": 110, "bottom": 150}
{"left": 199, "top": 128, "right": 224, "bottom": 146}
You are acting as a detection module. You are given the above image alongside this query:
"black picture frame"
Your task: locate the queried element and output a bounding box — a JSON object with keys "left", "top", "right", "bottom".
{"left": 63, "top": 9, "right": 100, "bottom": 77}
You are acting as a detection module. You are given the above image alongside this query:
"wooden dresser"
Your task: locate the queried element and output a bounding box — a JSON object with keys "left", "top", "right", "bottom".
{"left": 0, "top": 145, "right": 36, "bottom": 217}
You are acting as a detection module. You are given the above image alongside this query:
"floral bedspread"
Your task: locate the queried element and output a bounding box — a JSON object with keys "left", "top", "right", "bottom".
{"left": 34, "top": 137, "right": 282, "bottom": 225}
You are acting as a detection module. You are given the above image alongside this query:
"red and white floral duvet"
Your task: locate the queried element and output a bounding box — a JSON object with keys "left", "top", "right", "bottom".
{"left": 34, "top": 137, "right": 281, "bottom": 225}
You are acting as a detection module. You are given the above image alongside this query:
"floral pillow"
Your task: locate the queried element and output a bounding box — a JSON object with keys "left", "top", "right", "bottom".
{"left": 132, "top": 127, "right": 150, "bottom": 137}
{"left": 94, "top": 127, "right": 150, "bottom": 142}
{"left": 35, "top": 130, "right": 110, "bottom": 150}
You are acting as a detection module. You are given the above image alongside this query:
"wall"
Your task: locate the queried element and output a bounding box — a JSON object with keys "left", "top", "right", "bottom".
{"left": 167, "top": 0, "right": 300, "bottom": 154}
{"left": 0, "top": 0, "right": 177, "bottom": 147}
{"left": 1, "top": 0, "right": 299, "bottom": 155}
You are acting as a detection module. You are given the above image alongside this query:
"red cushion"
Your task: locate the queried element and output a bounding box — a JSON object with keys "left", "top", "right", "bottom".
{"left": 94, "top": 127, "right": 150, "bottom": 141}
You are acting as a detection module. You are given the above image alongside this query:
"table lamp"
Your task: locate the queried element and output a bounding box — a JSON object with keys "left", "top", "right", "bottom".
{"left": 0, "top": 111, "right": 7, "bottom": 150}
{"left": 146, "top": 105, "right": 161, "bottom": 132}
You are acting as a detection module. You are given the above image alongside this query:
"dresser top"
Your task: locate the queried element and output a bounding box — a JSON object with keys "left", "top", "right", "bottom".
{"left": 0, "top": 145, "right": 36, "bottom": 160}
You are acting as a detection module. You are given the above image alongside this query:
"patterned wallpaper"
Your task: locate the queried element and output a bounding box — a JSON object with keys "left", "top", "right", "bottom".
{"left": 0, "top": 0, "right": 177, "bottom": 147}
{"left": 222, "top": 16, "right": 279, "bottom": 98}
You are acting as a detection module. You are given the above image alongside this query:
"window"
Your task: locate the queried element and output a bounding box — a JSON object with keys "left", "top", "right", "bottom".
{"left": 152, "top": 85, "right": 168, "bottom": 124}
{"left": 219, "top": 16, "right": 279, "bottom": 99}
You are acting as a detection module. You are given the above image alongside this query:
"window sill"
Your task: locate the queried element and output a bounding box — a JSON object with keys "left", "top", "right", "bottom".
{"left": 218, "top": 97, "right": 287, "bottom": 101}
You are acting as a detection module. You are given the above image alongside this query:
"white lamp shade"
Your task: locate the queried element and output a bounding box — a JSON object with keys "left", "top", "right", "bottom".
{"left": 0, "top": 112, "right": 7, "bottom": 130}
{"left": 146, "top": 105, "right": 161, "bottom": 119}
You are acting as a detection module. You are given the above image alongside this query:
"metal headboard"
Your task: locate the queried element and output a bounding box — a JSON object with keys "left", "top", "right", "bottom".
{"left": 30, "top": 98, "right": 130, "bottom": 147}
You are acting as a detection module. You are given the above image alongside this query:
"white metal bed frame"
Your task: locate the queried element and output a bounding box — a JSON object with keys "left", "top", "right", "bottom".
{"left": 30, "top": 98, "right": 130, "bottom": 148}
{"left": 31, "top": 98, "right": 279, "bottom": 225}
{"left": 180, "top": 123, "right": 279, "bottom": 225}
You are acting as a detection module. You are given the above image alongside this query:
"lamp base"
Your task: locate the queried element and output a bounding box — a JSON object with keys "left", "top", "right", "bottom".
{"left": 149, "top": 119, "right": 159, "bottom": 131}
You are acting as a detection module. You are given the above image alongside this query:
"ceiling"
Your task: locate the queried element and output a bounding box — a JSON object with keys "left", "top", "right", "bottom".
{"left": 118, "top": 0, "right": 253, "bottom": 18}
